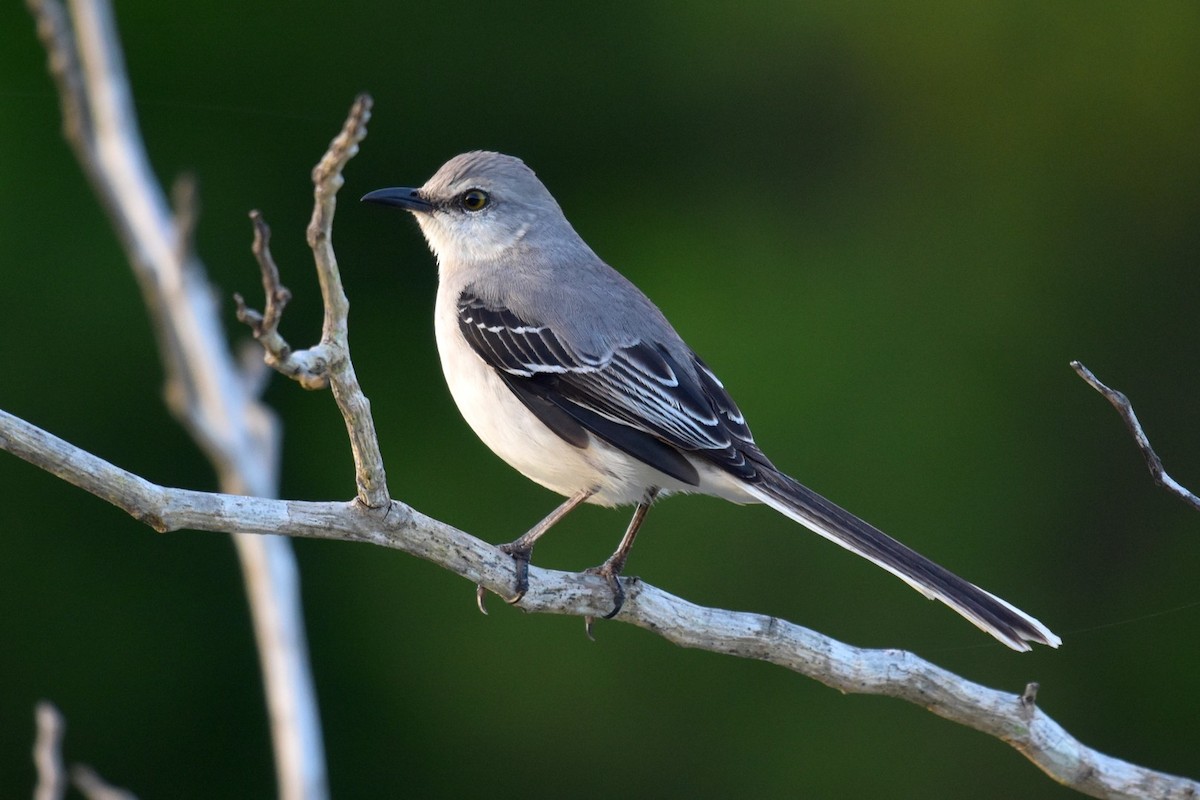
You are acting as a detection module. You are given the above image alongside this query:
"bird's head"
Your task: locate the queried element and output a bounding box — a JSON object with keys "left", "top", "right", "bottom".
{"left": 363, "top": 151, "right": 571, "bottom": 267}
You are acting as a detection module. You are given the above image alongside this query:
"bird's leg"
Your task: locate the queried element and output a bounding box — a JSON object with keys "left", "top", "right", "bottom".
{"left": 584, "top": 487, "right": 659, "bottom": 635}
{"left": 476, "top": 488, "right": 594, "bottom": 613}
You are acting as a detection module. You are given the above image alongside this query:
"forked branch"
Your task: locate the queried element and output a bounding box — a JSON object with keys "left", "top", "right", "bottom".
{"left": 237, "top": 95, "right": 389, "bottom": 508}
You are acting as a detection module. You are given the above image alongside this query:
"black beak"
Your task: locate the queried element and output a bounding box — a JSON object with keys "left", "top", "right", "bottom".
{"left": 360, "top": 187, "right": 433, "bottom": 212}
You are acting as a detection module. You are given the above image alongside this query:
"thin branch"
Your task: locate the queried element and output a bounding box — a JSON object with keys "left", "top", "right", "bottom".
{"left": 33, "top": 703, "right": 137, "bottom": 800}
{"left": 71, "top": 766, "right": 138, "bottom": 800}
{"left": 2, "top": 409, "right": 1197, "bottom": 800}
{"left": 311, "top": 95, "right": 389, "bottom": 508}
{"left": 239, "top": 94, "right": 389, "bottom": 508}
{"left": 24, "top": 1, "right": 327, "bottom": 797}
{"left": 1071, "top": 361, "right": 1200, "bottom": 512}
{"left": 33, "top": 702, "right": 67, "bottom": 800}
{"left": 235, "top": 213, "right": 311, "bottom": 385}
{"left": 170, "top": 173, "right": 200, "bottom": 272}
{"left": 26, "top": 0, "right": 103, "bottom": 216}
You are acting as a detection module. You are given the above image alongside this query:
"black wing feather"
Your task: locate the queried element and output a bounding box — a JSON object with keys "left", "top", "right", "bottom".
{"left": 456, "top": 290, "right": 764, "bottom": 486}
{"left": 497, "top": 371, "right": 701, "bottom": 485}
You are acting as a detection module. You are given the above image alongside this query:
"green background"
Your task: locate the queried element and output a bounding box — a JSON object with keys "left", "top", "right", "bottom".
{"left": 2, "top": 2, "right": 1198, "bottom": 797}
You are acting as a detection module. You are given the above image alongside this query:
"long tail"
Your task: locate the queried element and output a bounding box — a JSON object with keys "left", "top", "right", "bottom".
{"left": 741, "top": 467, "right": 1060, "bottom": 651}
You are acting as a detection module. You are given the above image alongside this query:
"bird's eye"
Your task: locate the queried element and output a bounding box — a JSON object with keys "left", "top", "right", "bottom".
{"left": 460, "top": 189, "right": 489, "bottom": 211}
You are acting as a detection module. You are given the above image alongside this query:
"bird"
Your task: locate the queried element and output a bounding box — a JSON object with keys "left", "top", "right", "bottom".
{"left": 362, "top": 151, "right": 1060, "bottom": 651}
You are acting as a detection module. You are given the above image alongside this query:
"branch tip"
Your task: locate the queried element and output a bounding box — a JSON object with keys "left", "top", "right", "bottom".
{"left": 34, "top": 700, "right": 67, "bottom": 800}
{"left": 1072, "top": 360, "right": 1200, "bottom": 512}
{"left": 249, "top": 209, "right": 270, "bottom": 241}
{"left": 71, "top": 764, "right": 136, "bottom": 800}
{"left": 311, "top": 95, "right": 374, "bottom": 190}
{"left": 170, "top": 172, "right": 199, "bottom": 267}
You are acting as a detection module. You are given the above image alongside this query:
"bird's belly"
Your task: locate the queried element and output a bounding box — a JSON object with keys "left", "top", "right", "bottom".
{"left": 433, "top": 297, "right": 759, "bottom": 508}
{"left": 435, "top": 307, "right": 653, "bottom": 506}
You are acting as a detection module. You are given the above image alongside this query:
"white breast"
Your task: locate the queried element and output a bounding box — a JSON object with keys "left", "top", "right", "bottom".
{"left": 432, "top": 283, "right": 760, "bottom": 509}
{"left": 434, "top": 285, "right": 687, "bottom": 506}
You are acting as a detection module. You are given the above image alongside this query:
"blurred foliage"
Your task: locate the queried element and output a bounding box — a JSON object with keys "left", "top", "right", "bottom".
{"left": 2, "top": 2, "right": 1198, "bottom": 797}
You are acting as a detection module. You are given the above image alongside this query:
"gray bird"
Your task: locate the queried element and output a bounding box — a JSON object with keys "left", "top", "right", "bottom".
{"left": 363, "top": 151, "right": 1060, "bottom": 651}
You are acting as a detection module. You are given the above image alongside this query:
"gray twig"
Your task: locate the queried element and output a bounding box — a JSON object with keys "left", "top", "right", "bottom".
{"left": 238, "top": 94, "right": 390, "bottom": 508}
{"left": 32, "top": 702, "right": 138, "bottom": 800}
{"left": 1071, "top": 361, "right": 1200, "bottom": 512}
{"left": 236, "top": 212, "right": 308, "bottom": 384}
{"left": 33, "top": 702, "right": 66, "bottom": 800}
{"left": 71, "top": 765, "right": 138, "bottom": 800}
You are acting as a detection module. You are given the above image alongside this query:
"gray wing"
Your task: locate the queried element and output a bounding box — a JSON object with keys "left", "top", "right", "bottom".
{"left": 457, "top": 290, "right": 773, "bottom": 486}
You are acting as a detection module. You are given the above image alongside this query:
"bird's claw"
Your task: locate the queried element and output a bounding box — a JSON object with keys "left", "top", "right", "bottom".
{"left": 474, "top": 584, "right": 490, "bottom": 615}
{"left": 579, "top": 564, "right": 625, "bottom": 639}
{"left": 476, "top": 541, "right": 533, "bottom": 614}
{"left": 585, "top": 563, "right": 626, "bottom": 619}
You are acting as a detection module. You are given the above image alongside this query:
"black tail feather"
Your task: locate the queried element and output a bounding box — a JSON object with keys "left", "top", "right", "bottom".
{"left": 747, "top": 468, "right": 1059, "bottom": 651}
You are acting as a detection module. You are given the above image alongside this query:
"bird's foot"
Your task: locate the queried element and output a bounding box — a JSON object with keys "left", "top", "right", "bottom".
{"left": 580, "top": 559, "right": 626, "bottom": 639}
{"left": 475, "top": 540, "right": 534, "bottom": 615}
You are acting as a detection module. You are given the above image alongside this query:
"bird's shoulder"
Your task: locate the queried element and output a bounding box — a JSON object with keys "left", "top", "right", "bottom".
{"left": 459, "top": 249, "right": 675, "bottom": 356}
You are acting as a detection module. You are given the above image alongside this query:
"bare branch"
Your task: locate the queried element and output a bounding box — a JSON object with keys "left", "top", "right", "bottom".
{"left": 235, "top": 212, "right": 313, "bottom": 385}
{"left": 25, "top": 0, "right": 97, "bottom": 194}
{"left": 25, "top": 0, "right": 328, "bottom": 797}
{"left": 33, "top": 702, "right": 67, "bottom": 800}
{"left": 1071, "top": 361, "right": 1200, "bottom": 512}
{"left": 3, "top": 409, "right": 1197, "bottom": 800}
{"left": 238, "top": 94, "right": 389, "bottom": 508}
{"left": 71, "top": 766, "right": 137, "bottom": 800}
{"left": 33, "top": 703, "right": 137, "bottom": 800}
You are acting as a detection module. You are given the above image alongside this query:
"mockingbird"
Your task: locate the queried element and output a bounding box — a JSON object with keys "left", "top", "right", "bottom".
{"left": 363, "top": 151, "right": 1059, "bottom": 651}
